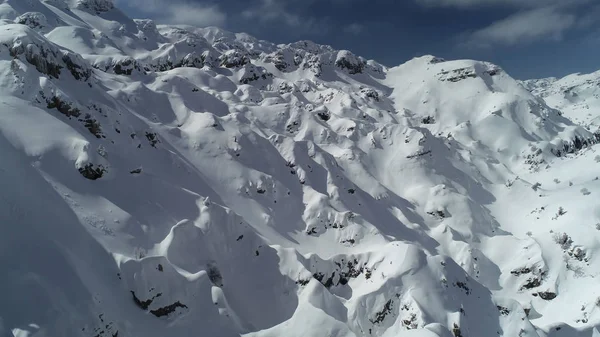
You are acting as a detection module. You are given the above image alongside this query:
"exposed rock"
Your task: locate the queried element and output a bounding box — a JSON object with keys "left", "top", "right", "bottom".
{"left": 46, "top": 96, "right": 81, "bottom": 118}
{"left": 454, "top": 281, "right": 471, "bottom": 295}
{"left": 207, "top": 263, "right": 223, "bottom": 287}
{"left": 427, "top": 210, "right": 447, "bottom": 219}
{"left": 4, "top": 27, "right": 91, "bottom": 81}
{"left": 145, "top": 132, "right": 159, "bottom": 147}
{"left": 551, "top": 135, "right": 600, "bottom": 157}
{"left": 370, "top": 299, "right": 393, "bottom": 324}
{"left": 439, "top": 67, "right": 477, "bottom": 82}
{"left": 75, "top": 0, "right": 115, "bottom": 13}
{"left": 511, "top": 267, "right": 532, "bottom": 276}
{"left": 62, "top": 54, "right": 92, "bottom": 81}
{"left": 130, "top": 168, "right": 142, "bottom": 174}
{"left": 521, "top": 277, "right": 542, "bottom": 290}
{"left": 312, "top": 259, "right": 373, "bottom": 288}
{"left": 150, "top": 301, "right": 188, "bottom": 317}
{"left": 80, "top": 114, "right": 103, "bottom": 138}
{"left": 335, "top": 50, "right": 365, "bottom": 74}
{"left": 497, "top": 306, "right": 510, "bottom": 316}
{"left": 239, "top": 64, "right": 273, "bottom": 84}
{"left": 219, "top": 50, "right": 250, "bottom": 68}
{"left": 428, "top": 56, "right": 446, "bottom": 64}
{"left": 553, "top": 232, "right": 573, "bottom": 250}
{"left": 15, "top": 12, "right": 48, "bottom": 30}
{"left": 407, "top": 150, "right": 432, "bottom": 159}
{"left": 130, "top": 291, "right": 156, "bottom": 310}
{"left": 264, "top": 48, "right": 300, "bottom": 71}
{"left": 112, "top": 58, "right": 140, "bottom": 75}
{"left": 315, "top": 107, "right": 331, "bottom": 121}
{"left": 360, "top": 88, "right": 379, "bottom": 101}
{"left": 422, "top": 116, "right": 435, "bottom": 124}
{"left": 452, "top": 323, "right": 462, "bottom": 337}
{"left": 78, "top": 163, "right": 106, "bottom": 180}
{"left": 568, "top": 246, "right": 587, "bottom": 261}
{"left": 536, "top": 291, "right": 557, "bottom": 300}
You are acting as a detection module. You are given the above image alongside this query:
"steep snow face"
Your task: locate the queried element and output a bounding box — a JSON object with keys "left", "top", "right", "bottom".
{"left": 1, "top": 1, "right": 600, "bottom": 337}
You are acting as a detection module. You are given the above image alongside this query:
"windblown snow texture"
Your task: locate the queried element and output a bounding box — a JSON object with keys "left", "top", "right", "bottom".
{"left": 1, "top": 1, "right": 600, "bottom": 337}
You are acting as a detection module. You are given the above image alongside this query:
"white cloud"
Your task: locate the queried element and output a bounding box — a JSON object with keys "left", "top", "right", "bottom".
{"left": 117, "top": 0, "right": 226, "bottom": 27}
{"left": 241, "top": 0, "right": 329, "bottom": 34}
{"left": 466, "top": 6, "right": 575, "bottom": 46}
{"left": 343, "top": 23, "right": 365, "bottom": 35}
{"left": 242, "top": 0, "right": 297, "bottom": 24}
{"left": 438, "top": 0, "right": 595, "bottom": 47}
{"left": 163, "top": 3, "right": 226, "bottom": 27}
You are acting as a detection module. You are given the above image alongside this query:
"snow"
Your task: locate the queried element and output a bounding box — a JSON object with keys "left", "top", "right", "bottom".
{"left": 1, "top": 1, "right": 600, "bottom": 337}
{"left": 522, "top": 71, "right": 600, "bottom": 133}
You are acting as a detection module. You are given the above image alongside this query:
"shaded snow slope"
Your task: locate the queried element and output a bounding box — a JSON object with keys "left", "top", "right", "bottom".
{"left": 1, "top": 1, "right": 600, "bottom": 337}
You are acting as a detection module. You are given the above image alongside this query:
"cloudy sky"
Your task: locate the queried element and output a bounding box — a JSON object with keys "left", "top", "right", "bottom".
{"left": 116, "top": 0, "right": 600, "bottom": 79}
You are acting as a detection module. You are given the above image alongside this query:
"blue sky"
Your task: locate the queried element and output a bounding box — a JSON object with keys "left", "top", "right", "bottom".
{"left": 116, "top": 0, "right": 600, "bottom": 79}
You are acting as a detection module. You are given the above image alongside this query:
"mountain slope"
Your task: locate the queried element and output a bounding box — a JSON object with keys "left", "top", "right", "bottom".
{"left": 522, "top": 71, "right": 600, "bottom": 133}
{"left": 1, "top": 1, "right": 600, "bottom": 337}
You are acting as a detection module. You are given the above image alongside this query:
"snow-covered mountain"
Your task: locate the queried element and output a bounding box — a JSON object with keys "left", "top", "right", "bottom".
{"left": 522, "top": 71, "right": 600, "bottom": 134}
{"left": 1, "top": 1, "right": 600, "bottom": 337}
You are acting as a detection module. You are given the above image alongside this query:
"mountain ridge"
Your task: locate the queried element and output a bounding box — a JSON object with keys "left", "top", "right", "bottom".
{"left": 1, "top": 1, "right": 600, "bottom": 337}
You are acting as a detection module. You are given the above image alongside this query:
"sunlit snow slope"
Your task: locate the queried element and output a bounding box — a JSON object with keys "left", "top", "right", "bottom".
{"left": 522, "top": 71, "right": 600, "bottom": 133}
{"left": 1, "top": 1, "right": 600, "bottom": 337}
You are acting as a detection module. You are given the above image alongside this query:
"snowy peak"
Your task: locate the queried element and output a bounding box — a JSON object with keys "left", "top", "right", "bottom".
{"left": 386, "top": 56, "right": 598, "bottom": 167}
{"left": 2, "top": 0, "right": 386, "bottom": 79}
{"left": 1, "top": 1, "right": 600, "bottom": 337}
